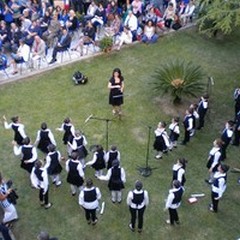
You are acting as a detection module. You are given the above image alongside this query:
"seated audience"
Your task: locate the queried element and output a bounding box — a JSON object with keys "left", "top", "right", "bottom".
{"left": 115, "top": 26, "right": 132, "bottom": 50}
{"left": 30, "top": 35, "right": 46, "bottom": 68}
{"left": 141, "top": 20, "right": 158, "bottom": 44}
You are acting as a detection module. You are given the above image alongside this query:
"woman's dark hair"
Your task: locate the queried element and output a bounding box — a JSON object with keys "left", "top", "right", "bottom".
{"left": 47, "top": 144, "right": 56, "bottom": 152}
{"left": 135, "top": 180, "right": 143, "bottom": 191}
{"left": 86, "top": 178, "right": 93, "bottom": 188}
{"left": 64, "top": 117, "right": 70, "bottom": 124}
{"left": 22, "top": 137, "right": 30, "bottom": 145}
{"left": 179, "top": 158, "right": 188, "bottom": 169}
{"left": 41, "top": 122, "right": 47, "bottom": 130}
{"left": 11, "top": 116, "right": 19, "bottom": 123}
{"left": 112, "top": 68, "right": 122, "bottom": 78}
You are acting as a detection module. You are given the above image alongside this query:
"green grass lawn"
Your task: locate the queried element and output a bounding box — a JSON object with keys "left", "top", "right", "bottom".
{"left": 1, "top": 28, "right": 240, "bottom": 240}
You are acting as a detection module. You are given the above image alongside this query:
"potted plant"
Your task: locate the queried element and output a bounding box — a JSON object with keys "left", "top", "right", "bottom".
{"left": 99, "top": 36, "right": 113, "bottom": 53}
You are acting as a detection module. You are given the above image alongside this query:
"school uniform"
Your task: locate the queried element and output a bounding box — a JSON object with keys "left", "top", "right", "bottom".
{"left": 86, "top": 150, "right": 106, "bottom": 177}
{"left": 197, "top": 97, "right": 208, "bottom": 129}
{"left": 172, "top": 163, "right": 186, "bottom": 186}
{"left": 234, "top": 88, "right": 240, "bottom": 118}
{"left": 206, "top": 147, "right": 221, "bottom": 173}
{"left": 35, "top": 128, "right": 56, "bottom": 154}
{"left": 165, "top": 186, "right": 184, "bottom": 225}
{"left": 127, "top": 189, "right": 149, "bottom": 231}
{"left": 105, "top": 150, "right": 120, "bottom": 169}
{"left": 66, "top": 159, "right": 85, "bottom": 195}
{"left": 0, "top": 183, "right": 18, "bottom": 224}
{"left": 31, "top": 166, "right": 50, "bottom": 207}
{"left": 13, "top": 144, "right": 38, "bottom": 173}
{"left": 221, "top": 127, "right": 233, "bottom": 160}
{"left": 153, "top": 128, "right": 170, "bottom": 158}
{"left": 57, "top": 123, "right": 75, "bottom": 145}
{"left": 182, "top": 114, "right": 193, "bottom": 144}
{"left": 99, "top": 166, "right": 126, "bottom": 203}
{"left": 169, "top": 123, "right": 180, "bottom": 149}
{"left": 4, "top": 122, "right": 27, "bottom": 145}
{"left": 79, "top": 186, "right": 101, "bottom": 223}
{"left": 45, "top": 151, "right": 62, "bottom": 186}
{"left": 68, "top": 135, "right": 88, "bottom": 162}
{"left": 210, "top": 171, "right": 227, "bottom": 212}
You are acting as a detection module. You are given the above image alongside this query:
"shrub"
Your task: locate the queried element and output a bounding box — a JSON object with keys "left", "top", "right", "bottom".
{"left": 152, "top": 60, "right": 206, "bottom": 104}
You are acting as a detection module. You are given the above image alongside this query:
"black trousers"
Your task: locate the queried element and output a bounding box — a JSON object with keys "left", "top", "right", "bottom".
{"left": 233, "top": 127, "right": 240, "bottom": 146}
{"left": 182, "top": 129, "right": 190, "bottom": 144}
{"left": 129, "top": 206, "right": 145, "bottom": 230}
{"left": 0, "top": 224, "right": 12, "bottom": 240}
{"left": 211, "top": 192, "right": 219, "bottom": 212}
{"left": 52, "top": 46, "right": 67, "bottom": 60}
{"left": 198, "top": 111, "right": 207, "bottom": 129}
{"left": 168, "top": 208, "right": 179, "bottom": 225}
{"left": 39, "top": 188, "right": 49, "bottom": 205}
{"left": 84, "top": 208, "right": 97, "bottom": 222}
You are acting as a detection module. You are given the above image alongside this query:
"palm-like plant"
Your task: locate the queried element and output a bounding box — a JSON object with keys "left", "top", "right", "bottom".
{"left": 152, "top": 60, "right": 206, "bottom": 104}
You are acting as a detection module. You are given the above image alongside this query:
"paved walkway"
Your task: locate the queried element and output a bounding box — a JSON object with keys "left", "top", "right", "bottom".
{"left": 0, "top": 24, "right": 195, "bottom": 86}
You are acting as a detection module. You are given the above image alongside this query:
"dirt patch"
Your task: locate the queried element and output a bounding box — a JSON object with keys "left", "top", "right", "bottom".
{"left": 153, "top": 95, "right": 198, "bottom": 117}
{"left": 131, "top": 127, "right": 146, "bottom": 144}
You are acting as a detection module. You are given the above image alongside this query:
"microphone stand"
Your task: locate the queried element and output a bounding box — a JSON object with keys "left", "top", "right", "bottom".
{"left": 138, "top": 125, "right": 154, "bottom": 177}
{"left": 88, "top": 116, "right": 112, "bottom": 150}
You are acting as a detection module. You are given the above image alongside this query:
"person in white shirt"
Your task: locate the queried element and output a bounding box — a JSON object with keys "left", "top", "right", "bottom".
{"left": 206, "top": 139, "right": 223, "bottom": 184}
{"left": 98, "top": 160, "right": 126, "bottom": 203}
{"left": 164, "top": 180, "right": 184, "bottom": 225}
{"left": 124, "top": 11, "right": 138, "bottom": 40}
{"left": 180, "top": 0, "right": 196, "bottom": 26}
{"left": 209, "top": 164, "right": 229, "bottom": 213}
{"left": 3, "top": 115, "right": 27, "bottom": 145}
{"left": 31, "top": 160, "right": 52, "bottom": 209}
{"left": 115, "top": 26, "right": 133, "bottom": 51}
{"left": 127, "top": 180, "right": 149, "bottom": 233}
{"left": 10, "top": 38, "right": 30, "bottom": 74}
{"left": 0, "top": 172, "right": 18, "bottom": 226}
{"left": 172, "top": 158, "right": 187, "bottom": 186}
{"left": 13, "top": 137, "right": 38, "bottom": 174}
{"left": 79, "top": 178, "right": 101, "bottom": 225}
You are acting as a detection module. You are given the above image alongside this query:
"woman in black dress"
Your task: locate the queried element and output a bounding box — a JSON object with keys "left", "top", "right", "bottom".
{"left": 108, "top": 68, "right": 124, "bottom": 116}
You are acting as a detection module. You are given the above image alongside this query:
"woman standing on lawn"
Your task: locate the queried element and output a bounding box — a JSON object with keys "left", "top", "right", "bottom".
{"left": 3, "top": 115, "right": 27, "bottom": 145}
{"left": 108, "top": 68, "right": 124, "bottom": 117}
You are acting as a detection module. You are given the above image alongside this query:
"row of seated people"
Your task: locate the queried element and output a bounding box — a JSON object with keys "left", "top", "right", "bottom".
{"left": 0, "top": 0, "right": 197, "bottom": 76}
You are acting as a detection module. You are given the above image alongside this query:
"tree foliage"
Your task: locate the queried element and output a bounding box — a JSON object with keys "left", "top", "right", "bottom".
{"left": 152, "top": 60, "right": 205, "bottom": 104}
{"left": 197, "top": 0, "right": 240, "bottom": 36}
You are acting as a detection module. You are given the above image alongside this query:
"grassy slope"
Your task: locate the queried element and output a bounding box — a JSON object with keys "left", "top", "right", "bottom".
{"left": 0, "top": 28, "right": 240, "bottom": 240}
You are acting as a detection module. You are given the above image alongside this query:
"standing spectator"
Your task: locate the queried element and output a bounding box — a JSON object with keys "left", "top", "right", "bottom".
{"left": 31, "top": 160, "right": 52, "bottom": 209}
{"left": 164, "top": 180, "right": 184, "bottom": 225}
{"left": 56, "top": 117, "right": 75, "bottom": 156}
{"left": 45, "top": 144, "right": 62, "bottom": 187}
{"left": 232, "top": 110, "right": 240, "bottom": 146}
{"left": 49, "top": 27, "right": 71, "bottom": 64}
{"left": 105, "top": 145, "right": 120, "bottom": 170}
{"left": 34, "top": 122, "right": 56, "bottom": 154}
{"left": 234, "top": 87, "right": 240, "bottom": 119}
{"left": 181, "top": 108, "right": 194, "bottom": 145}
{"left": 206, "top": 139, "right": 223, "bottom": 184}
{"left": 98, "top": 160, "right": 126, "bottom": 203}
{"left": 85, "top": 145, "right": 106, "bottom": 177}
{"left": 3, "top": 115, "right": 27, "bottom": 145}
{"left": 66, "top": 152, "right": 85, "bottom": 196}
{"left": 79, "top": 178, "right": 101, "bottom": 225}
{"left": 153, "top": 121, "right": 170, "bottom": 159}
{"left": 197, "top": 94, "right": 209, "bottom": 130}
{"left": 0, "top": 172, "right": 18, "bottom": 227}
{"left": 209, "top": 164, "right": 229, "bottom": 213}
{"left": 127, "top": 180, "right": 149, "bottom": 233}
{"left": 172, "top": 158, "right": 187, "bottom": 186}
{"left": 37, "top": 231, "right": 58, "bottom": 240}
{"left": 168, "top": 117, "right": 180, "bottom": 150}
{"left": 108, "top": 68, "right": 125, "bottom": 116}
{"left": 67, "top": 130, "right": 88, "bottom": 166}
{"left": 13, "top": 137, "right": 38, "bottom": 174}
{"left": 220, "top": 120, "right": 234, "bottom": 160}
{"left": 9, "top": 38, "right": 30, "bottom": 75}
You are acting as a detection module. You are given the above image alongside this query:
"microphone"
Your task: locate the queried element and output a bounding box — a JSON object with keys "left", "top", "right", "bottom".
{"left": 84, "top": 114, "right": 93, "bottom": 123}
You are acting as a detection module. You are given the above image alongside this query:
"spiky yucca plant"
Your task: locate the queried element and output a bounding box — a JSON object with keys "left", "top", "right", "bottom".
{"left": 152, "top": 60, "right": 206, "bottom": 104}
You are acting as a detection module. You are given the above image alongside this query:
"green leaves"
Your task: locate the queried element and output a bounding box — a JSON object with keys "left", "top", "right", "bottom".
{"left": 152, "top": 60, "right": 205, "bottom": 103}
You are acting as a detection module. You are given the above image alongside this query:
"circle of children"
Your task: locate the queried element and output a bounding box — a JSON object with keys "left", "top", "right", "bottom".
{"left": 0, "top": 88, "right": 240, "bottom": 236}
{"left": 0, "top": 0, "right": 196, "bottom": 75}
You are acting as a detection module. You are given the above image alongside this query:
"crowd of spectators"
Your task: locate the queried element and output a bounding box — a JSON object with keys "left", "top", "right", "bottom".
{"left": 0, "top": 0, "right": 197, "bottom": 76}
